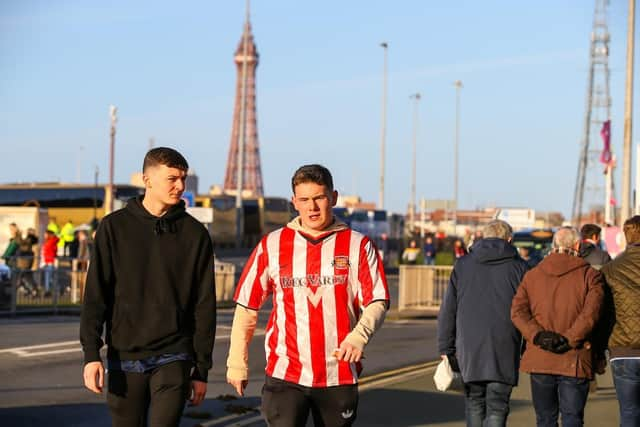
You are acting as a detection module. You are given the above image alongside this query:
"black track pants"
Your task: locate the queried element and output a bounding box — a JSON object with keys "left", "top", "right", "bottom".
{"left": 106, "top": 361, "right": 192, "bottom": 427}
{"left": 261, "top": 376, "right": 358, "bottom": 427}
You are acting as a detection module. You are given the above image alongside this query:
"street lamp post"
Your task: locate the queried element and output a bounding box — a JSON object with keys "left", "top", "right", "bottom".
{"left": 409, "top": 93, "right": 421, "bottom": 235}
{"left": 453, "top": 80, "right": 463, "bottom": 235}
{"left": 621, "top": 0, "right": 636, "bottom": 225}
{"left": 108, "top": 105, "right": 118, "bottom": 214}
{"left": 379, "top": 42, "right": 388, "bottom": 210}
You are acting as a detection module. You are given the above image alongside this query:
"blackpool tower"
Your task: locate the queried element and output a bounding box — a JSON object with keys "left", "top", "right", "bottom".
{"left": 223, "top": 12, "right": 264, "bottom": 197}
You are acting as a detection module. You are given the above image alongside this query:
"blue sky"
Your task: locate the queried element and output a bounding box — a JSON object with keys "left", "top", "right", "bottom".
{"left": 0, "top": 1, "right": 636, "bottom": 218}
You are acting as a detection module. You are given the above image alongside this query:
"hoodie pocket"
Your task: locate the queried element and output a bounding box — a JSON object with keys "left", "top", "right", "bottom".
{"left": 111, "top": 303, "right": 183, "bottom": 351}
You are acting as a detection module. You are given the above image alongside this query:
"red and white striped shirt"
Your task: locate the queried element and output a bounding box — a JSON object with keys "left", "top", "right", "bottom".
{"left": 234, "top": 225, "right": 389, "bottom": 388}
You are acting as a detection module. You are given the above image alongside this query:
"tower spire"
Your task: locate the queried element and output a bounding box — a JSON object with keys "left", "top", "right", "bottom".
{"left": 223, "top": 2, "right": 264, "bottom": 197}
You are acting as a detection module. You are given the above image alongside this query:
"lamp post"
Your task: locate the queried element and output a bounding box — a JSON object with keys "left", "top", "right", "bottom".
{"left": 621, "top": 0, "right": 636, "bottom": 225}
{"left": 378, "top": 42, "right": 388, "bottom": 210}
{"left": 453, "top": 80, "right": 463, "bottom": 235}
{"left": 409, "top": 93, "right": 421, "bottom": 235}
{"left": 108, "top": 105, "right": 117, "bottom": 214}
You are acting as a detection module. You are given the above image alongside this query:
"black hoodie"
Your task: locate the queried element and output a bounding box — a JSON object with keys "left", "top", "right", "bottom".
{"left": 80, "top": 196, "right": 216, "bottom": 381}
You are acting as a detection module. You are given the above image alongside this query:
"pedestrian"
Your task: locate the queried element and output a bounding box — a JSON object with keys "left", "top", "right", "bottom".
{"left": 80, "top": 147, "right": 216, "bottom": 427}
{"left": 2, "top": 223, "right": 22, "bottom": 268}
{"left": 511, "top": 227, "right": 604, "bottom": 427}
{"left": 518, "top": 246, "right": 538, "bottom": 268}
{"left": 438, "top": 219, "right": 528, "bottom": 427}
{"left": 453, "top": 239, "right": 467, "bottom": 259}
{"left": 16, "top": 227, "right": 38, "bottom": 295}
{"left": 423, "top": 236, "right": 437, "bottom": 265}
{"left": 600, "top": 215, "right": 640, "bottom": 427}
{"left": 226, "top": 164, "right": 389, "bottom": 426}
{"left": 41, "top": 229, "right": 59, "bottom": 294}
{"left": 402, "top": 239, "right": 420, "bottom": 264}
{"left": 579, "top": 223, "right": 611, "bottom": 269}
{"left": 59, "top": 219, "right": 75, "bottom": 256}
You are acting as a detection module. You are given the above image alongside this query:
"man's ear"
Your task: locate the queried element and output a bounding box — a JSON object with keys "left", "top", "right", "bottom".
{"left": 331, "top": 190, "right": 338, "bottom": 207}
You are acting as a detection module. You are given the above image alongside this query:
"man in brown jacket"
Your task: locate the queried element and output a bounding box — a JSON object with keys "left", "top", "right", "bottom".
{"left": 511, "top": 227, "right": 604, "bottom": 427}
{"left": 601, "top": 215, "right": 640, "bottom": 427}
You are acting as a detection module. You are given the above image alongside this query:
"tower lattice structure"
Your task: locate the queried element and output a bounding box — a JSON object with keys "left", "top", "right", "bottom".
{"left": 223, "top": 18, "right": 264, "bottom": 197}
{"left": 572, "top": 0, "right": 615, "bottom": 224}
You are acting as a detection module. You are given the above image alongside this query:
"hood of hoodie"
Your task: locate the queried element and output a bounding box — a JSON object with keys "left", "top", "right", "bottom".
{"left": 469, "top": 238, "right": 519, "bottom": 264}
{"left": 287, "top": 216, "right": 349, "bottom": 238}
{"left": 537, "top": 251, "right": 588, "bottom": 277}
{"left": 125, "top": 195, "right": 186, "bottom": 235}
{"left": 578, "top": 241, "right": 597, "bottom": 258}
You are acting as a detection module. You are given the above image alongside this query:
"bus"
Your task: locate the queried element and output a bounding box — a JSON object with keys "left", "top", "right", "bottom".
{"left": 262, "top": 196, "right": 294, "bottom": 235}
{"left": 195, "top": 195, "right": 292, "bottom": 247}
{"left": 511, "top": 228, "right": 554, "bottom": 266}
{"left": 349, "top": 209, "right": 390, "bottom": 240}
{"left": 0, "top": 183, "right": 144, "bottom": 226}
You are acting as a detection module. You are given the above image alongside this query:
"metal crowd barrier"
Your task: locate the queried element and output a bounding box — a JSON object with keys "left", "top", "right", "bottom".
{"left": 398, "top": 265, "right": 453, "bottom": 313}
{"left": 0, "top": 257, "right": 238, "bottom": 315}
{"left": 214, "top": 260, "right": 236, "bottom": 302}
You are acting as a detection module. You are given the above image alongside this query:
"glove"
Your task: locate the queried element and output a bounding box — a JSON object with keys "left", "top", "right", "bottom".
{"left": 533, "top": 331, "right": 556, "bottom": 350}
{"left": 533, "top": 331, "right": 572, "bottom": 354}
{"left": 550, "top": 335, "right": 571, "bottom": 354}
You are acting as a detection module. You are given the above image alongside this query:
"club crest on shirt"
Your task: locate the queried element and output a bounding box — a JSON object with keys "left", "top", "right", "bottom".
{"left": 332, "top": 256, "right": 350, "bottom": 270}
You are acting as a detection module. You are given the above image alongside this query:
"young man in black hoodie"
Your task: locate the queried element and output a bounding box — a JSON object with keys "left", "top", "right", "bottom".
{"left": 80, "top": 147, "right": 216, "bottom": 427}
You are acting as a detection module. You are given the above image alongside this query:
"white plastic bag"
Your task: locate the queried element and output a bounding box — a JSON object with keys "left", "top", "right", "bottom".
{"left": 433, "top": 357, "right": 463, "bottom": 392}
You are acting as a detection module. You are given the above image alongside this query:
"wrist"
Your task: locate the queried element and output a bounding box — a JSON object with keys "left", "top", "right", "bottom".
{"left": 226, "top": 366, "right": 248, "bottom": 381}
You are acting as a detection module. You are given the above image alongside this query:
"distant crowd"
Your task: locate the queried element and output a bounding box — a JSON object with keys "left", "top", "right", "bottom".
{"left": 1, "top": 218, "right": 94, "bottom": 296}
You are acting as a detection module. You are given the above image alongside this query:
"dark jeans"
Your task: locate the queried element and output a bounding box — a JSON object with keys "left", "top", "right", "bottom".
{"left": 611, "top": 359, "right": 640, "bottom": 427}
{"left": 530, "top": 374, "right": 590, "bottom": 427}
{"left": 261, "top": 376, "right": 358, "bottom": 427}
{"left": 106, "top": 361, "right": 192, "bottom": 427}
{"left": 463, "top": 381, "right": 513, "bottom": 427}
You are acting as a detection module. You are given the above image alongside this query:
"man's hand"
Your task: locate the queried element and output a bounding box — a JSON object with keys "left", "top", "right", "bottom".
{"left": 334, "top": 341, "right": 363, "bottom": 363}
{"left": 227, "top": 377, "right": 248, "bottom": 397}
{"left": 83, "top": 361, "right": 104, "bottom": 394}
{"left": 189, "top": 380, "right": 207, "bottom": 406}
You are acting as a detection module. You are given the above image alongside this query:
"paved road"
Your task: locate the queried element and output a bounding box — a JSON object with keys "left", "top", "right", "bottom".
{"left": 0, "top": 272, "right": 447, "bottom": 426}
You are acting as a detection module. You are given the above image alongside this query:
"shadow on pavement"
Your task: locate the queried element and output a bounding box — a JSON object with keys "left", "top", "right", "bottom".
{"left": 1, "top": 403, "right": 111, "bottom": 427}
{"left": 357, "top": 389, "right": 466, "bottom": 426}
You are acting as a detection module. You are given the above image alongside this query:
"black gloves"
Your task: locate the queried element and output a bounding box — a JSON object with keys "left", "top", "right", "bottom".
{"left": 533, "top": 331, "right": 572, "bottom": 354}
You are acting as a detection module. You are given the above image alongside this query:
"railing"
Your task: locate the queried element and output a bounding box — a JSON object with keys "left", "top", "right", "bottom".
{"left": 0, "top": 256, "right": 237, "bottom": 314}
{"left": 398, "top": 265, "right": 453, "bottom": 313}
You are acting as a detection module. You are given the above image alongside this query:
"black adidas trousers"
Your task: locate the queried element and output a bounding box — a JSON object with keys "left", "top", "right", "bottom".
{"left": 261, "top": 376, "right": 359, "bottom": 427}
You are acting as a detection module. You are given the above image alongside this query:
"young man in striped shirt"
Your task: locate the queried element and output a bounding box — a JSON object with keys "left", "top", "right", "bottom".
{"left": 226, "top": 164, "right": 390, "bottom": 426}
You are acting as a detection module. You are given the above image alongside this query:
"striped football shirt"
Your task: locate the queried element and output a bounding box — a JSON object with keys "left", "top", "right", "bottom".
{"left": 234, "top": 225, "right": 389, "bottom": 387}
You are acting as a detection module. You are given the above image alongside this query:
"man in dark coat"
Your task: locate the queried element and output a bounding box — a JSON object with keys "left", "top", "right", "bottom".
{"left": 579, "top": 223, "right": 611, "bottom": 269}
{"left": 438, "top": 219, "right": 528, "bottom": 427}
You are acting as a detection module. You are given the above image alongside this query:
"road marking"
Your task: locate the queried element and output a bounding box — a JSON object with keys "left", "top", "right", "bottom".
{"left": 0, "top": 340, "right": 79, "bottom": 354}
{"left": 359, "top": 360, "right": 439, "bottom": 391}
{"left": 20, "top": 348, "right": 84, "bottom": 357}
{"left": 0, "top": 330, "right": 265, "bottom": 358}
{"left": 233, "top": 414, "right": 264, "bottom": 426}
{"left": 197, "top": 410, "right": 261, "bottom": 426}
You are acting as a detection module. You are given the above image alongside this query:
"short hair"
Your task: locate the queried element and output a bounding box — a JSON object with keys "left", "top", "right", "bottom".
{"left": 143, "top": 147, "right": 188, "bottom": 172}
{"left": 580, "top": 223, "right": 601, "bottom": 239}
{"left": 623, "top": 215, "right": 640, "bottom": 245}
{"left": 291, "top": 164, "right": 334, "bottom": 192}
{"left": 553, "top": 227, "right": 580, "bottom": 249}
{"left": 482, "top": 220, "right": 513, "bottom": 240}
